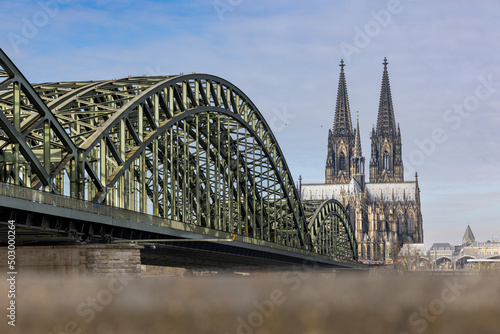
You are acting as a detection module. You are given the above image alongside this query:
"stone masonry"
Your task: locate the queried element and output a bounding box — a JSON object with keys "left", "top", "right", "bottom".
{"left": 0, "top": 244, "right": 142, "bottom": 277}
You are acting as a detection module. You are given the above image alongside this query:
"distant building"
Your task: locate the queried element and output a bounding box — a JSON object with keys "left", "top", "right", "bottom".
{"left": 301, "top": 58, "right": 423, "bottom": 261}
{"left": 460, "top": 241, "right": 500, "bottom": 257}
{"left": 428, "top": 243, "right": 453, "bottom": 264}
{"left": 462, "top": 224, "right": 475, "bottom": 244}
{"left": 428, "top": 225, "right": 500, "bottom": 270}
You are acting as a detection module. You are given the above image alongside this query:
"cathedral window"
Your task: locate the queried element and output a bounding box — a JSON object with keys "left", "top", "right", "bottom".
{"left": 339, "top": 152, "right": 345, "bottom": 170}
{"left": 383, "top": 152, "right": 389, "bottom": 170}
{"left": 408, "top": 215, "right": 415, "bottom": 233}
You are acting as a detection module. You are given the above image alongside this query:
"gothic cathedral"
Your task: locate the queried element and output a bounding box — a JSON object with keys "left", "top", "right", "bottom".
{"left": 301, "top": 58, "right": 423, "bottom": 262}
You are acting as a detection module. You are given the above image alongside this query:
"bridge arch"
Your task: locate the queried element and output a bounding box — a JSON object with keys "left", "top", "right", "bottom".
{"left": 31, "top": 73, "right": 309, "bottom": 248}
{"left": 307, "top": 199, "right": 357, "bottom": 261}
{"left": 0, "top": 50, "right": 78, "bottom": 190}
{"left": 434, "top": 256, "right": 452, "bottom": 269}
{"left": 455, "top": 255, "right": 475, "bottom": 270}
{"left": 0, "top": 49, "right": 360, "bottom": 261}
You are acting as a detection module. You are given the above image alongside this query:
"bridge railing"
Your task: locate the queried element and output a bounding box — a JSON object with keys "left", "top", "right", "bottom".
{"left": 0, "top": 182, "right": 363, "bottom": 265}
{"left": 0, "top": 182, "right": 167, "bottom": 227}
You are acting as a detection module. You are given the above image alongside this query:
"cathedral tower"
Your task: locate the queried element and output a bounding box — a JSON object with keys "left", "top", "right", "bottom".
{"left": 308, "top": 58, "right": 423, "bottom": 261}
{"left": 326, "top": 60, "right": 355, "bottom": 184}
{"left": 350, "top": 113, "right": 365, "bottom": 189}
{"left": 369, "top": 58, "right": 404, "bottom": 183}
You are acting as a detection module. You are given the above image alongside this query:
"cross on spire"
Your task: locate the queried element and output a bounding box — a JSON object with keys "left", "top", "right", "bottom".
{"left": 340, "top": 59, "right": 345, "bottom": 71}
{"left": 383, "top": 57, "right": 388, "bottom": 69}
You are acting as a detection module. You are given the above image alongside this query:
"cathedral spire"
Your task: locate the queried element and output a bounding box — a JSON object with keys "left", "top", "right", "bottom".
{"left": 353, "top": 112, "right": 362, "bottom": 157}
{"left": 376, "top": 57, "right": 397, "bottom": 136}
{"left": 370, "top": 58, "right": 404, "bottom": 183}
{"left": 333, "top": 59, "right": 353, "bottom": 137}
{"left": 351, "top": 112, "right": 365, "bottom": 188}
{"left": 325, "top": 60, "right": 355, "bottom": 184}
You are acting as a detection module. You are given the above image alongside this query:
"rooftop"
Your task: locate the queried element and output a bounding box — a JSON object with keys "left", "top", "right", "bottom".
{"left": 301, "top": 180, "right": 416, "bottom": 202}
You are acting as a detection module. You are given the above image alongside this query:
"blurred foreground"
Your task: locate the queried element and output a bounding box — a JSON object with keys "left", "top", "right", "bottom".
{"left": 1, "top": 270, "right": 500, "bottom": 334}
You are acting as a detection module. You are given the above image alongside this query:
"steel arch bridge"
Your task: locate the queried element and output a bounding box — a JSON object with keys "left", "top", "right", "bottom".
{"left": 307, "top": 199, "right": 356, "bottom": 260}
{"left": 0, "top": 49, "right": 357, "bottom": 264}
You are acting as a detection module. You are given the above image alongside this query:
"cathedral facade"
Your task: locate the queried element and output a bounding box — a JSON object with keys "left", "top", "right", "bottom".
{"left": 301, "top": 58, "right": 423, "bottom": 262}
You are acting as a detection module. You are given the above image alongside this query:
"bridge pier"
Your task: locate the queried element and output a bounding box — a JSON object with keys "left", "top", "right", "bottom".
{"left": 0, "top": 245, "right": 142, "bottom": 278}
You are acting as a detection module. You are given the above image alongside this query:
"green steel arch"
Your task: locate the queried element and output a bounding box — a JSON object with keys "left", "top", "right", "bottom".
{"left": 36, "top": 74, "right": 309, "bottom": 248}
{"left": 307, "top": 199, "right": 358, "bottom": 261}
{"left": 0, "top": 50, "right": 79, "bottom": 190}
{"left": 0, "top": 49, "right": 358, "bottom": 261}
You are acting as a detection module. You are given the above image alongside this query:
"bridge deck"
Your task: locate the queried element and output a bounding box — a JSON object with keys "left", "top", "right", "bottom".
{"left": 0, "top": 184, "right": 363, "bottom": 269}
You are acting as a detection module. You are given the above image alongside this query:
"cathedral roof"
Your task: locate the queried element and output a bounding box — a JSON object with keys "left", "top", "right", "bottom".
{"left": 348, "top": 177, "right": 361, "bottom": 196}
{"left": 333, "top": 59, "right": 353, "bottom": 137}
{"left": 375, "top": 57, "right": 397, "bottom": 137}
{"left": 300, "top": 181, "right": 417, "bottom": 202}
{"left": 300, "top": 183, "right": 352, "bottom": 201}
{"left": 365, "top": 182, "right": 416, "bottom": 201}
{"left": 462, "top": 225, "right": 475, "bottom": 244}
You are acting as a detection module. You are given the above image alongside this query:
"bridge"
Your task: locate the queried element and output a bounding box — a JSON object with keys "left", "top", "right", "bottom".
{"left": 431, "top": 255, "right": 500, "bottom": 270}
{"left": 0, "top": 49, "right": 361, "bottom": 269}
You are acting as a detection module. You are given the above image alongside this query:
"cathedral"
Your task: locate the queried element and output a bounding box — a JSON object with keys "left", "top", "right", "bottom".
{"left": 300, "top": 58, "right": 423, "bottom": 262}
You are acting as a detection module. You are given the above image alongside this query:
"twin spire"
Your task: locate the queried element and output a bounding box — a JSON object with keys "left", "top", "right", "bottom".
{"left": 335, "top": 57, "right": 396, "bottom": 137}
{"left": 326, "top": 57, "right": 401, "bottom": 184}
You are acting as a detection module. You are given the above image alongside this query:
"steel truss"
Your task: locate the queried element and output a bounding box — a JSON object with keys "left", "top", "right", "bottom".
{"left": 0, "top": 49, "right": 357, "bottom": 260}
{"left": 306, "top": 199, "right": 358, "bottom": 261}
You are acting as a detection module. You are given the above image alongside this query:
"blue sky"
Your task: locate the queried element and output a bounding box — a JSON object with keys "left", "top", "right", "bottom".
{"left": 1, "top": 0, "right": 499, "bottom": 248}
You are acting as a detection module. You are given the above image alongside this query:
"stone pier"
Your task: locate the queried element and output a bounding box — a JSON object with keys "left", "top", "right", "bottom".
{"left": 0, "top": 244, "right": 143, "bottom": 277}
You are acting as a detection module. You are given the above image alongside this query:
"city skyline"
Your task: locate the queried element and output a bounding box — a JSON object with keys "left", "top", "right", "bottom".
{"left": 1, "top": 0, "right": 499, "bottom": 248}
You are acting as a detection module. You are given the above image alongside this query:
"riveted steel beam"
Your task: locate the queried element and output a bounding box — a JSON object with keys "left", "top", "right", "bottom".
{"left": 0, "top": 48, "right": 359, "bottom": 262}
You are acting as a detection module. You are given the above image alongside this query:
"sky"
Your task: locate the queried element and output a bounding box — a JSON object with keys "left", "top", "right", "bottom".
{"left": 1, "top": 0, "right": 499, "bottom": 248}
